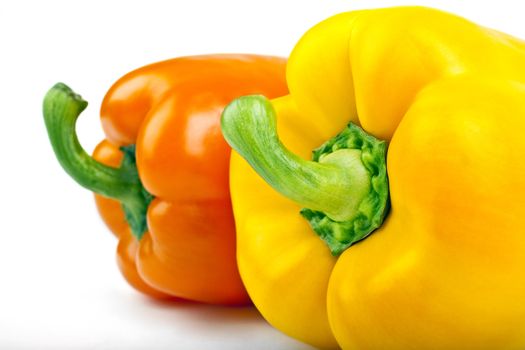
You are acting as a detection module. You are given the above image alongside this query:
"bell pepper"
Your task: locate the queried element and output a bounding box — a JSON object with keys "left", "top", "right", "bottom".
{"left": 43, "top": 54, "right": 287, "bottom": 304}
{"left": 221, "top": 6, "right": 525, "bottom": 348}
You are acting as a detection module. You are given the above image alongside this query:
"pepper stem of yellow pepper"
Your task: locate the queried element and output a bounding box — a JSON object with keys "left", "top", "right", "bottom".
{"left": 221, "top": 95, "right": 389, "bottom": 256}
{"left": 43, "top": 83, "right": 152, "bottom": 240}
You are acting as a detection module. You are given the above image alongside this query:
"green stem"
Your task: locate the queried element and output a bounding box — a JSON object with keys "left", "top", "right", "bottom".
{"left": 221, "top": 95, "right": 389, "bottom": 255}
{"left": 43, "top": 83, "right": 152, "bottom": 239}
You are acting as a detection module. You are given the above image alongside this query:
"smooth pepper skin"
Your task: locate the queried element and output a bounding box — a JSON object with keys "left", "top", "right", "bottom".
{"left": 56, "top": 55, "right": 288, "bottom": 304}
{"left": 225, "top": 7, "right": 525, "bottom": 348}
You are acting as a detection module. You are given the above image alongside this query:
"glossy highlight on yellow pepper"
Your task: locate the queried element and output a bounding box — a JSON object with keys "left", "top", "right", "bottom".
{"left": 221, "top": 6, "right": 525, "bottom": 349}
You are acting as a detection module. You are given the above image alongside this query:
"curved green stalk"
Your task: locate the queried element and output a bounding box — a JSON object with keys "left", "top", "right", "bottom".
{"left": 221, "top": 95, "right": 389, "bottom": 255}
{"left": 43, "top": 83, "right": 152, "bottom": 239}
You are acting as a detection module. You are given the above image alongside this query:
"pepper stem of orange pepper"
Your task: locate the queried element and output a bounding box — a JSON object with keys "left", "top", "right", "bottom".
{"left": 43, "top": 83, "right": 152, "bottom": 240}
{"left": 221, "top": 95, "right": 389, "bottom": 255}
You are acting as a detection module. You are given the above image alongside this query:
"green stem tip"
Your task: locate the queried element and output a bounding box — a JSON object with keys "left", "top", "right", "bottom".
{"left": 43, "top": 83, "right": 152, "bottom": 239}
{"left": 221, "top": 95, "right": 389, "bottom": 256}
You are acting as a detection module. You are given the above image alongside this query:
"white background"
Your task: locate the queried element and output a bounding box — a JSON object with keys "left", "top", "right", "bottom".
{"left": 1, "top": 1, "right": 524, "bottom": 349}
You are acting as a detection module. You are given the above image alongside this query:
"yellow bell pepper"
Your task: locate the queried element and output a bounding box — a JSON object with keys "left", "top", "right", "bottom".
{"left": 220, "top": 6, "right": 525, "bottom": 349}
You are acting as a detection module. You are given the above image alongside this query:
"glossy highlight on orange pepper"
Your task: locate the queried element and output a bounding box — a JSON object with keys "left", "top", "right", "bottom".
{"left": 44, "top": 55, "right": 288, "bottom": 304}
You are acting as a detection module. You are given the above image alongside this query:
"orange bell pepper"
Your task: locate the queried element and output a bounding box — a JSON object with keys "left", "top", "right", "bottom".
{"left": 43, "top": 55, "right": 287, "bottom": 304}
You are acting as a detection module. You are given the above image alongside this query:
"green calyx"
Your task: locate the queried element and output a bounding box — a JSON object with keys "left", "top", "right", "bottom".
{"left": 300, "top": 124, "right": 389, "bottom": 255}
{"left": 221, "top": 95, "right": 389, "bottom": 256}
{"left": 43, "top": 83, "right": 153, "bottom": 240}
{"left": 117, "top": 145, "right": 154, "bottom": 239}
